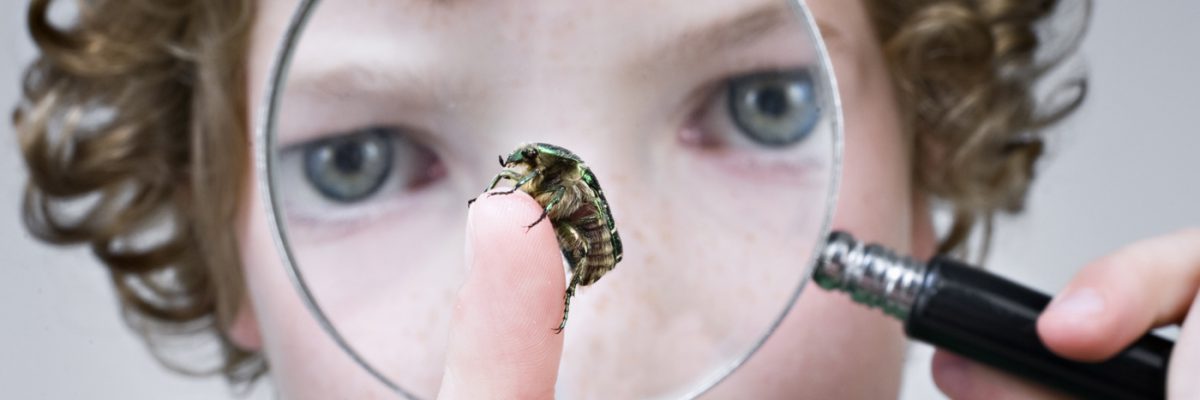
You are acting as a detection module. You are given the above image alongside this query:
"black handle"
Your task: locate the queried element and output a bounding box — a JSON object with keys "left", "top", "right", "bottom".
{"left": 906, "top": 256, "right": 1174, "bottom": 400}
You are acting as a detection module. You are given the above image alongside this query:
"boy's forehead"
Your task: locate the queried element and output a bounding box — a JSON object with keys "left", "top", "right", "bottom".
{"left": 275, "top": 1, "right": 805, "bottom": 65}
{"left": 279, "top": 0, "right": 793, "bottom": 34}
{"left": 273, "top": 0, "right": 807, "bottom": 64}
{"left": 257, "top": 0, "right": 826, "bottom": 135}
{"left": 254, "top": 0, "right": 849, "bottom": 43}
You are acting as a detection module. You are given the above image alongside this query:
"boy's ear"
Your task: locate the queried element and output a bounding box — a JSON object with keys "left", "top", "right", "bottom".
{"left": 228, "top": 299, "right": 263, "bottom": 351}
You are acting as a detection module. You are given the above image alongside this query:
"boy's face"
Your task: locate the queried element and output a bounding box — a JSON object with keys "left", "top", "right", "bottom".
{"left": 239, "top": 0, "right": 923, "bottom": 397}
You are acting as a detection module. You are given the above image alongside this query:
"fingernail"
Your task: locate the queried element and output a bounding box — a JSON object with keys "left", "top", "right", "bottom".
{"left": 1050, "top": 287, "right": 1105, "bottom": 317}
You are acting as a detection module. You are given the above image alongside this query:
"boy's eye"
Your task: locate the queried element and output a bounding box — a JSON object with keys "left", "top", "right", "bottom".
{"left": 299, "top": 126, "right": 442, "bottom": 205}
{"left": 303, "top": 128, "right": 394, "bottom": 202}
{"left": 727, "top": 70, "right": 820, "bottom": 147}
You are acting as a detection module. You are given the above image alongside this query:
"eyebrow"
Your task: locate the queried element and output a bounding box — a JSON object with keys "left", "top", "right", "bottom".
{"left": 662, "top": 3, "right": 794, "bottom": 61}
{"left": 286, "top": 61, "right": 433, "bottom": 100}
{"left": 277, "top": 51, "right": 463, "bottom": 146}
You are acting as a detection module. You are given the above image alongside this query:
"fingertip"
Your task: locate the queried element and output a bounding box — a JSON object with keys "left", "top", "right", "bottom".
{"left": 1038, "top": 252, "right": 1161, "bottom": 361}
{"left": 460, "top": 190, "right": 565, "bottom": 331}
{"left": 442, "top": 191, "right": 566, "bottom": 399}
{"left": 1037, "top": 286, "right": 1122, "bottom": 361}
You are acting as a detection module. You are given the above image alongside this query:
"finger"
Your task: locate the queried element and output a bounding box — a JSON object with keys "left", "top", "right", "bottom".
{"left": 438, "top": 190, "right": 565, "bottom": 400}
{"left": 931, "top": 350, "right": 1073, "bottom": 400}
{"left": 1037, "top": 229, "right": 1200, "bottom": 361}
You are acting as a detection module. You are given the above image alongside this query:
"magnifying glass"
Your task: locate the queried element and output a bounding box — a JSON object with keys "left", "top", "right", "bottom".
{"left": 254, "top": 0, "right": 1172, "bottom": 398}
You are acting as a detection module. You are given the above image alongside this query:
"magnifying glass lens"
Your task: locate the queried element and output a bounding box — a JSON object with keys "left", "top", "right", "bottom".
{"left": 263, "top": 1, "right": 841, "bottom": 397}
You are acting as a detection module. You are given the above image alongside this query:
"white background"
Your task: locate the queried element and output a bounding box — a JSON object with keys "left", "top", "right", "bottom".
{"left": 2, "top": 1, "right": 1197, "bottom": 399}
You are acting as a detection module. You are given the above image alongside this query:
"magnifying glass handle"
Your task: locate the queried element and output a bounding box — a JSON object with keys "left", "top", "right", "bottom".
{"left": 815, "top": 231, "right": 1173, "bottom": 400}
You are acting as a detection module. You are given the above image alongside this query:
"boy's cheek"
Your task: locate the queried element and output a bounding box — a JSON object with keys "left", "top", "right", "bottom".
{"left": 235, "top": 176, "right": 398, "bottom": 398}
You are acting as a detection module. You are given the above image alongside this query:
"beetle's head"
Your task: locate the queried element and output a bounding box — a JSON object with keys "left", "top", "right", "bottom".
{"left": 502, "top": 145, "right": 541, "bottom": 168}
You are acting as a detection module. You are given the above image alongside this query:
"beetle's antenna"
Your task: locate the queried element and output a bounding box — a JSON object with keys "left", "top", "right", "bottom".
{"left": 498, "top": 155, "right": 505, "bottom": 167}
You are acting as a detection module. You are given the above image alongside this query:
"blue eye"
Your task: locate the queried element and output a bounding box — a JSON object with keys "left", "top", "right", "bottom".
{"left": 727, "top": 70, "right": 820, "bottom": 147}
{"left": 303, "top": 128, "right": 393, "bottom": 203}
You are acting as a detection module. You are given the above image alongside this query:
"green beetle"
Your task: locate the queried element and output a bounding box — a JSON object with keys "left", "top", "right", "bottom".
{"left": 468, "top": 143, "right": 623, "bottom": 334}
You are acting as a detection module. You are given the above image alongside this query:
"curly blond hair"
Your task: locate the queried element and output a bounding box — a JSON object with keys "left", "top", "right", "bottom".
{"left": 865, "top": 0, "right": 1087, "bottom": 254}
{"left": 15, "top": 0, "right": 262, "bottom": 385}
{"left": 12, "top": 0, "right": 1084, "bottom": 387}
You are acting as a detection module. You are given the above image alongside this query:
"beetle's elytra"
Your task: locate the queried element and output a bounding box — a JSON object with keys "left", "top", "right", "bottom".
{"left": 468, "top": 143, "right": 623, "bottom": 334}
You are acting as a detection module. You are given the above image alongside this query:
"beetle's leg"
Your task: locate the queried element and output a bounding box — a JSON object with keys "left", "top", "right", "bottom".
{"left": 555, "top": 224, "right": 588, "bottom": 271}
{"left": 468, "top": 169, "right": 521, "bottom": 207}
{"left": 489, "top": 170, "right": 539, "bottom": 197}
{"left": 526, "top": 187, "right": 565, "bottom": 230}
{"left": 486, "top": 169, "right": 522, "bottom": 191}
{"left": 553, "top": 225, "right": 588, "bottom": 334}
{"left": 555, "top": 273, "right": 582, "bottom": 334}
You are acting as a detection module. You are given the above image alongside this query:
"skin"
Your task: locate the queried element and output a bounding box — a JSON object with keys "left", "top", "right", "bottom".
{"left": 229, "top": 0, "right": 1200, "bottom": 398}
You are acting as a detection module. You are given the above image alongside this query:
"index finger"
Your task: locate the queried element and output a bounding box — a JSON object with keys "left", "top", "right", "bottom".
{"left": 438, "top": 191, "right": 566, "bottom": 400}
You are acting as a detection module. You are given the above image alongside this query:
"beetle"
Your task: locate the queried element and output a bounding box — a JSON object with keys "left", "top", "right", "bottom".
{"left": 468, "top": 143, "right": 623, "bottom": 334}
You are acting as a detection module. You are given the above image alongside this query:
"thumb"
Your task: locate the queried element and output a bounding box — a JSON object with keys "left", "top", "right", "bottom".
{"left": 438, "top": 190, "right": 566, "bottom": 400}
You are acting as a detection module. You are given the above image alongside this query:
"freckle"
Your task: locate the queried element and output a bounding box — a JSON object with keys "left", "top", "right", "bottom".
{"left": 630, "top": 228, "right": 646, "bottom": 241}
{"left": 588, "top": 335, "right": 603, "bottom": 358}
{"left": 557, "top": 19, "right": 578, "bottom": 36}
{"left": 420, "top": 307, "right": 436, "bottom": 343}
{"left": 593, "top": 295, "right": 608, "bottom": 313}
{"left": 417, "top": 325, "right": 430, "bottom": 343}
{"left": 745, "top": 232, "right": 757, "bottom": 243}
{"left": 735, "top": 283, "right": 751, "bottom": 302}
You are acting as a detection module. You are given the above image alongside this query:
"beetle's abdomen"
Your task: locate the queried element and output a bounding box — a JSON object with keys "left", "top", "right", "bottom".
{"left": 576, "top": 213, "right": 617, "bottom": 286}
